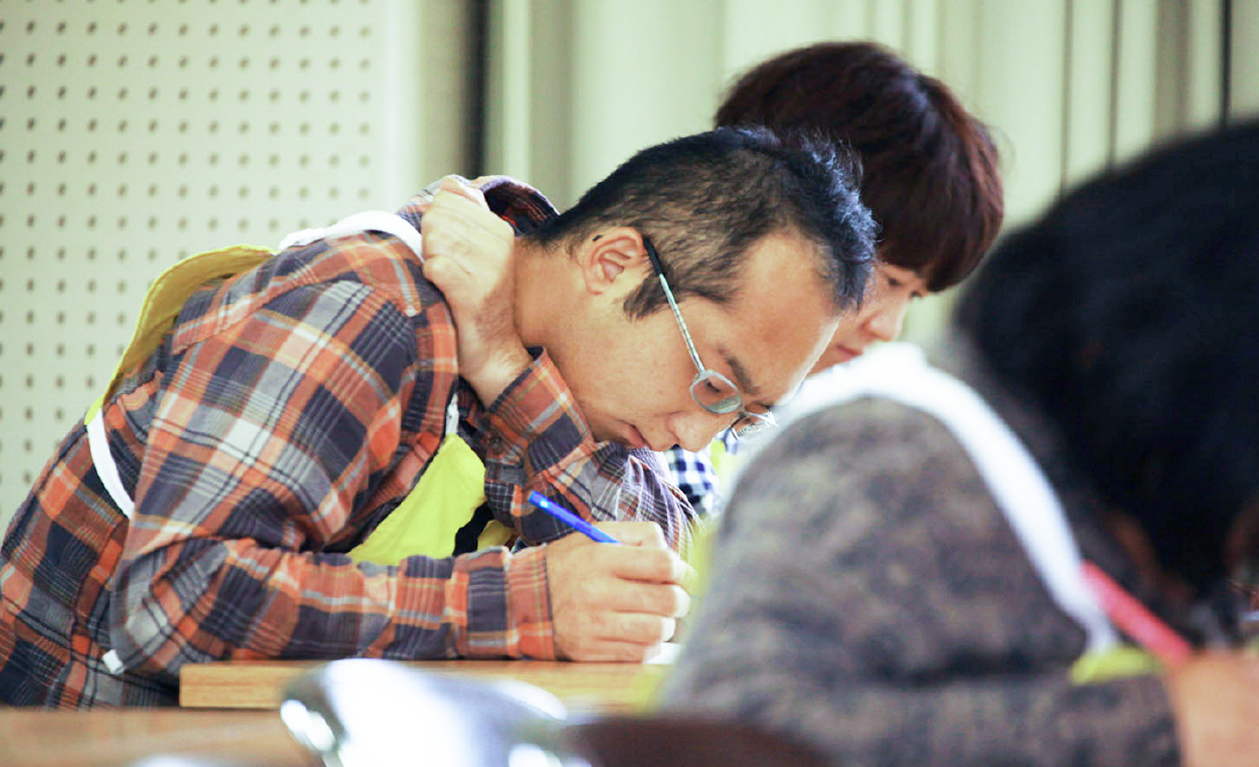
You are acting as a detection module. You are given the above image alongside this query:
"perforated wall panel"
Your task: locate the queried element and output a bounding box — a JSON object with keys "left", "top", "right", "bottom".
{"left": 0, "top": 0, "right": 469, "bottom": 527}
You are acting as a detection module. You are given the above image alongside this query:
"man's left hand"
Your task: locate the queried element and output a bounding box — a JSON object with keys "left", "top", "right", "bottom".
{"left": 418, "top": 176, "right": 532, "bottom": 405}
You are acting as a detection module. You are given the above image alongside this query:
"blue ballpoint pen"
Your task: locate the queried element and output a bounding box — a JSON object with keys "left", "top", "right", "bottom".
{"left": 527, "top": 491, "right": 620, "bottom": 544}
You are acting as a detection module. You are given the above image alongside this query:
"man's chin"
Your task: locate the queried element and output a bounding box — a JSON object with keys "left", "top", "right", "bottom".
{"left": 587, "top": 425, "right": 620, "bottom": 446}
{"left": 591, "top": 422, "right": 649, "bottom": 450}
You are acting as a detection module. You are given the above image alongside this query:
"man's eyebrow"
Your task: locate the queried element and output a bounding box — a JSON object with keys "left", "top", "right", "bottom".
{"left": 720, "top": 349, "right": 772, "bottom": 408}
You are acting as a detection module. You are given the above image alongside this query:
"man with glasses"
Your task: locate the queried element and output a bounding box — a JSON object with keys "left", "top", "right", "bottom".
{"left": 1, "top": 127, "right": 873, "bottom": 707}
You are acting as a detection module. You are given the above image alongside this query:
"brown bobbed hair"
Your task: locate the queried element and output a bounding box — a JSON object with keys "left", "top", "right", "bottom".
{"left": 716, "top": 41, "right": 1004, "bottom": 291}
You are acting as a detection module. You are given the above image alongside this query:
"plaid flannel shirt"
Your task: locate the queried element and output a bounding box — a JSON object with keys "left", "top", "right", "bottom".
{"left": 0, "top": 178, "right": 695, "bottom": 708}
{"left": 660, "top": 447, "right": 719, "bottom": 517}
{"left": 659, "top": 430, "right": 743, "bottom": 518}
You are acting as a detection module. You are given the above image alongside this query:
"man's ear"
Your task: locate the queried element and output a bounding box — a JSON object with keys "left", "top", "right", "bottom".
{"left": 578, "top": 227, "right": 650, "bottom": 295}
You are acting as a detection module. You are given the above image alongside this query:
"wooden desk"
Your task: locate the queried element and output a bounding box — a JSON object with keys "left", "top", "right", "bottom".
{"left": 179, "top": 659, "right": 667, "bottom": 715}
{"left": 0, "top": 708, "right": 316, "bottom": 767}
{"left": 1, "top": 660, "right": 670, "bottom": 766}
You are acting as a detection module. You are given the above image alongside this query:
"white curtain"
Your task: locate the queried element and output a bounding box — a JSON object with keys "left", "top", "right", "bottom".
{"left": 483, "top": 0, "right": 1253, "bottom": 339}
{"left": 487, "top": 0, "right": 1251, "bottom": 219}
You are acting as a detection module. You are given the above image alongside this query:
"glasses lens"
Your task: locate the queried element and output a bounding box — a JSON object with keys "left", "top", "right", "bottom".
{"left": 690, "top": 370, "right": 742, "bottom": 415}
{"left": 730, "top": 410, "right": 776, "bottom": 440}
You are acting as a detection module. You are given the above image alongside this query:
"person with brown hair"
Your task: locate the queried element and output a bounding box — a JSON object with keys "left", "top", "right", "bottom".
{"left": 661, "top": 41, "right": 1005, "bottom": 515}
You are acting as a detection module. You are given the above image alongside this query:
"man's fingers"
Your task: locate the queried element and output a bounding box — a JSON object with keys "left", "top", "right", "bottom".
{"left": 562, "top": 521, "right": 695, "bottom": 584}
{"left": 424, "top": 191, "right": 490, "bottom": 229}
{"left": 596, "top": 520, "right": 668, "bottom": 548}
{"left": 431, "top": 177, "right": 489, "bottom": 213}
{"left": 599, "top": 580, "right": 690, "bottom": 619}
{"left": 436, "top": 175, "right": 487, "bottom": 206}
{"left": 594, "top": 541, "right": 692, "bottom": 586}
{"left": 556, "top": 607, "right": 674, "bottom": 661}
{"left": 560, "top": 638, "right": 669, "bottom": 663}
{"left": 580, "top": 611, "right": 676, "bottom": 644}
{"left": 421, "top": 174, "right": 473, "bottom": 198}
{"left": 421, "top": 194, "right": 515, "bottom": 251}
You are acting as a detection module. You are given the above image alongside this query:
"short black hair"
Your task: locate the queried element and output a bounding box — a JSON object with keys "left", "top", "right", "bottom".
{"left": 529, "top": 126, "right": 876, "bottom": 317}
{"left": 957, "top": 119, "right": 1259, "bottom": 590}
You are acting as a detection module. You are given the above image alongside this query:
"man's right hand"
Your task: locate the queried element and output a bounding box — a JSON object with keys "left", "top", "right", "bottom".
{"left": 543, "top": 520, "right": 692, "bottom": 661}
{"left": 1162, "top": 650, "right": 1259, "bottom": 766}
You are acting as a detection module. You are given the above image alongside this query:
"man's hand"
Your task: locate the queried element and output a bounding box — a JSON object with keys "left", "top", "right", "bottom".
{"left": 544, "top": 521, "right": 693, "bottom": 661}
{"left": 418, "top": 176, "right": 531, "bottom": 405}
{"left": 1162, "top": 650, "right": 1259, "bottom": 766}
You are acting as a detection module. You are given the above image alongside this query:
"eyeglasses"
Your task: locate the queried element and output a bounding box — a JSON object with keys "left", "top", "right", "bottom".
{"left": 642, "top": 235, "right": 776, "bottom": 440}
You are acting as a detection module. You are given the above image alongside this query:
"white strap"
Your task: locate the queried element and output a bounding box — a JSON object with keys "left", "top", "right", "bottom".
{"left": 102, "top": 649, "right": 127, "bottom": 674}
{"left": 278, "top": 210, "right": 425, "bottom": 262}
{"left": 88, "top": 412, "right": 135, "bottom": 677}
{"left": 445, "top": 397, "right": 461, "bottom": 436}
{"left": 775, "top": 345, "right": 1118, "bottom": 652}
{"left": 86, "top": 410, "right": 135, "bottom": 519}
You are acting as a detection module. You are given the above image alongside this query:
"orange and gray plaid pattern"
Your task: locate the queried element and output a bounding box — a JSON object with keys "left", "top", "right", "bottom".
{"left": 0, "top": 179, "right": 694, "bottom": 707}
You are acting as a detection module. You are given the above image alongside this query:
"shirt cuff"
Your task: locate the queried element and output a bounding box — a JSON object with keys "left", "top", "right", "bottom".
{"left": 504, "top": 545, "right": 555, "bottom": 659}
{"left": 443, "top": 546, "right": 552, "bottom": 659}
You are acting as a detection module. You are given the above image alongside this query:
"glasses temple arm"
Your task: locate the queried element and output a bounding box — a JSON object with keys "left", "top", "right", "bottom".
{"left": 657, "top": 273, "right": 707, "bottom": 374}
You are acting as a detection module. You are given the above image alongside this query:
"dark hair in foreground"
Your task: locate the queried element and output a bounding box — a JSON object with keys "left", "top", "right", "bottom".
{"left": 717, "top": 41, "right": 1004, "bottom": 291}
{"left": 529, "top": 126, "right": 876, "bottom": 318}
{"left": 957, "top": 119, "right": 1259, "bottom": 591}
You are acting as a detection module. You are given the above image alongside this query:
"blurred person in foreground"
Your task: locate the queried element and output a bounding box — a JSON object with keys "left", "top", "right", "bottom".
{"left": 659, "top": 120, "right": 1259, "bottom": 766}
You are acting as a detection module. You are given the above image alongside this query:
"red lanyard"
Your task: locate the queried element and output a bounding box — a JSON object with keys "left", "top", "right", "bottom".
{"left": 1082, "top": 561, "right": 1193, "bottom": 666}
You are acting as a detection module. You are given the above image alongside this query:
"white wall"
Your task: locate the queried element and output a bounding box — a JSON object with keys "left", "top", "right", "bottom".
{"left": 0, "top": 0, "right": 474, "bottom": 528}
{"left": 484, "top": 0, "right": 1257, "bottom": 338}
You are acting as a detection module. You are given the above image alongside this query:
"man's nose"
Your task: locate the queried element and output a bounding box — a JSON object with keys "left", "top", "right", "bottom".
{"left": 670, "top": 410, "right": 735, "bottom": 453}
